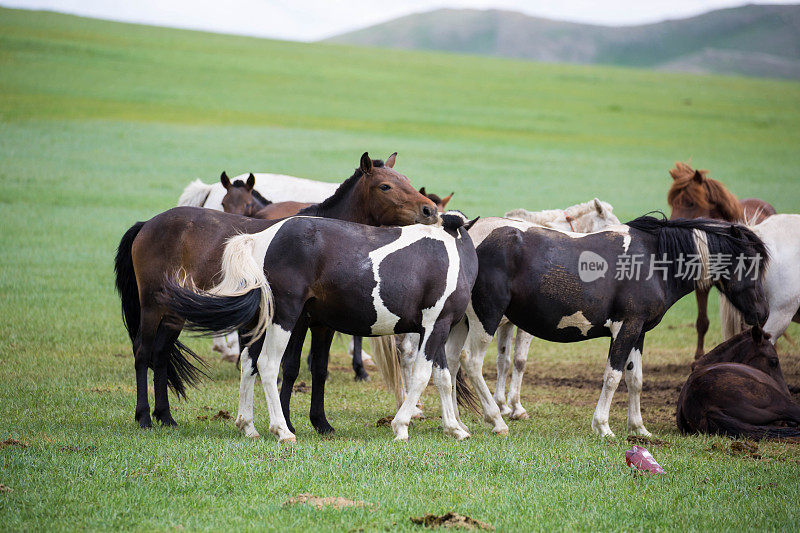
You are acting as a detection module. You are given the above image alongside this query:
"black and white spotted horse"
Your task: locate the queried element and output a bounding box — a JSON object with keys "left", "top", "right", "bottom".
{"left": 445, "top": 215, "right": 769, "bottom": 438}
{"left": 160, "top": 212, "right": 479, "bottom": 441}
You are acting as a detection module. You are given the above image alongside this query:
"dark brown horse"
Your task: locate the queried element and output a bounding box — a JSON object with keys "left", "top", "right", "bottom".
{"left": 667, "top": 161, "right": 777, "bottom": 357}
{"left": 677, "top": 327, "right": 800, "bottom": 439}
{"left": 114, "top": 153, "right": 437, "bottom": 429}
{"left": 418, "top": 187, "right": 453, "bottom": 212}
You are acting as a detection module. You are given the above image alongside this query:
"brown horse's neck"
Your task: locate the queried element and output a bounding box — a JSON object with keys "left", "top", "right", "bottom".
{"left": 297, "top": 172, "right": 373, "bottom": 225}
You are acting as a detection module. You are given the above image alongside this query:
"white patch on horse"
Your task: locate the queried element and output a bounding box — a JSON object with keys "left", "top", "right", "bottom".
{"left": 693, "top": 229, "right": 711, "bottom": 290}
{"left": 625, "top": 347, "right": 650, "bottom": 436}
{"left": 604, "top": 319, "right": 623, "bottom": 340}
{"left": 368, "top": 225, "right": 454, "bottom": 335}
{"left": 557, "top": 311, "right": 593, "bottom": 336}
{"left": 591, "top": 360, "right": 623, "bottom": 437}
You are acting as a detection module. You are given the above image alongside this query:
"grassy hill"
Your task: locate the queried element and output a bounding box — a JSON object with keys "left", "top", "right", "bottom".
{"left": 1, "top": 7, "right": 799, "bottom": 530}
{"left": 325, "top": 4, "right": 800, "bottom": 79}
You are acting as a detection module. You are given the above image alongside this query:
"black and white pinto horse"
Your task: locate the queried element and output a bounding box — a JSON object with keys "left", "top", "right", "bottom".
{"left": 159, "top": 213, "right": 479, "bottom": 442}
{"left": 444, "top": 215, "right": 769, "bottom": 438}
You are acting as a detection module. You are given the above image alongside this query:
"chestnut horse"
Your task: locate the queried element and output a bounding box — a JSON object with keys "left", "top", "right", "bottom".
{"left": 677, "top": 327, "right": 800, "bottom": 439}
{"left": 667, "top": 161, "right": 776, "bottom": 357}
{"left": 114, "top": 153, "right": 437, "bottom": 429}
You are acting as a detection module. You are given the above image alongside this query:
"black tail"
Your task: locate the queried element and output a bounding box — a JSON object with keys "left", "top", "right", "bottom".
{"left": 455, "top": 369, "right": 481, "bottom": 415}
{"left": 157, "top": 280, "right": 263, "bottom": 338}
{"left": 115, "top": 221, "right": 146, "bottom": 342}
{"left": 165, "top": 340, "right": 209, "bottom": 399}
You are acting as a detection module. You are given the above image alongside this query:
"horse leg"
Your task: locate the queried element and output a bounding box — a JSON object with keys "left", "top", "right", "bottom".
{"left": 351, "top": 336, "right": 369, "bottom": 381}
{"left": 235, "top": 334, "right": 264, "bottom": 438}
{"left": 133, "top": 308, "right": 162, "bottom": 428}
{"left": 212, "top": 333, "right": 238, "bottom": 362}
{"left": 152, "top": 323, "right": 180, "bottom": 427}
{"left": 493, "top": 320, "right": 514, "bottom": 416}
{"left": 255, "top": 323, "right": 296, "bottom": 442}
{"left": 398, "top": 334, "right": 424, "bottom": 418}
{"left": 694, "top": 288, "right": 710, "bottom": 359}
{"left": 507, "top": 328, "right": 534, "bottom": 420}
{"left": 458, "top": 305, "right": 508, "bottom": 435}
{"left": 279, "top": 318, "right": 309, "bottom": 435}
{"left": 426, "top": 322, "right": 470, "bottom": 441}
{"left": 624, "top": 334, "right": 650, "bottom": 436}
{"left": 444, "top": 318, "right": 469, "bottom": 432}
{"left": 591, "top": 320, "right": 643, "bottom": 438}
{"left": 309, "top": 326, "right": 336, "bottom": 435}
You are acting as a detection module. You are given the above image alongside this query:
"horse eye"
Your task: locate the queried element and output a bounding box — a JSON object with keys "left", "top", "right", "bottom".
{"left": 379, "top": 184, "right": 391, "bottom": 191}
{"left": 769, "top": 359, "right": 778, "bottom": 367}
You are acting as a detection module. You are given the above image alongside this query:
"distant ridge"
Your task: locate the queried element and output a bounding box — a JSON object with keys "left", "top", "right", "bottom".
{"left": 324, "top": 4, "right": 800, "bottom": 79}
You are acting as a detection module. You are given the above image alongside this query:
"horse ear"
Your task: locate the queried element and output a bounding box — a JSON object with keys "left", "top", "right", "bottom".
{"left": 385, "top": 152, "right": 397, "bottom": 168}
{"left": 692, "top": 170, "right": 704, "bottom": 184}
{"left": 220, "top": 171, "right": 231, "bottom": 190}
{"left": 593, "top": 198, "right": 604, "bottom": 216}
{"left": 418, "top": 187, "right": 427, "bottom": 196}
{"left": 360, "top": 152, "right": 373, "bottom": 174}
{"left": 246, "top": 173, "right": 255, "bottom": 191}
{"left": 441, "top": 192, "right": 454, "bottom": 209}
{"left": 464, "top": 216, "right": 480, "bottom": 231}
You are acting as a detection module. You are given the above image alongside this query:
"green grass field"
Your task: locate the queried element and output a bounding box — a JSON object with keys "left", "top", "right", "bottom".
{"left": 1, "top": 7, "right": 800, "bottom": 531}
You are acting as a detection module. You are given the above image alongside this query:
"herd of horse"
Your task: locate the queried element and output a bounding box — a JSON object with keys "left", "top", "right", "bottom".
{"left": 114, "top": 153, "right": 800, "bottom": 442}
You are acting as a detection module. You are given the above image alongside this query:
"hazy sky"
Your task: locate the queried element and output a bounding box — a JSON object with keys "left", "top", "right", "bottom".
{"left": 3, "top": 0, "right": 796, "bottom": 41}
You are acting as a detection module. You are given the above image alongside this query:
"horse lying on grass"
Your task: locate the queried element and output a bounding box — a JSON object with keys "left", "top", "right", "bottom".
{"left": 115, "top": 153, "right": 437, "bottom": 430}
{"left": 677, "top": 327, "right": 800, "bottom": 439}
{"left": 158, "top": 212, "right": 479, "bottom": 442}
{"left": 444, "top": 214, "right": 769, "bottom": 438}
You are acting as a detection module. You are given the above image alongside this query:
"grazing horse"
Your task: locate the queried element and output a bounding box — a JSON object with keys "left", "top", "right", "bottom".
{"left": 677, "top": 327, "right": 800, "bottom": 439}
{"left": 158, "top": 212, "right": 480, "bottom": 442}
{"left": 667, "top": 161, "right": 776, "bottom": 357}
{"left": 444, "top": 214, "right": 768, "bottom": 438}
{"left": 114, "top": 153, "right": 438, "bottom": 429}
{"left": 720, "top": 214, "right": 800, "bottom": 344}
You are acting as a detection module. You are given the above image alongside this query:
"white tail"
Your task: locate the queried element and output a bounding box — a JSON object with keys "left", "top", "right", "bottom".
{"left": 369, "top": 336, "right": 404, "bottom": 409}
{"left": 178, "top": 179, "right": 214, "bottom": 207}
{"left": 211, "top": 233, "right": 275, "bottom": 343}
{"left": 719, "top": 292, "right": 746, "bottom": 341}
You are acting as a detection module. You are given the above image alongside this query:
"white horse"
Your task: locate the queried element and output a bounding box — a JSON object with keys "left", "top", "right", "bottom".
{"left": 178, "top": 173, "right": 366, "bottom": 362}
{"left": 372, "top": 199, "right": 621, "bottom": 417}
{"left": 720, "top": 213, "right": 800, "bottom": 344}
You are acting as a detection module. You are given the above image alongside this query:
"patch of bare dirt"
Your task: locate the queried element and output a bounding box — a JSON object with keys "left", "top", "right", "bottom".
{"left": 211, "top": 410, "right": 232, "bottom": 421}
{"left": 0, "top": 484, "right": 11, "bottom": 493}
{"left": 627, "top": 436, "right": 671, "bottom": 448}
{"left": 112, "top": 352, "right": 128, "bottom": 358}
{"left": 411, "top": 513, "right": 494, "bottom": 530}
{"left": 1, "top": 438, "right": 28, "bottom": 449}
{"left": 293, "top": 381, "right": 309, "bottom": 393}
{"left": 283, "top": 493, "right": 369, "bottom": 510}
{"left": 376, "top": 416, "right": 393, "bottom": 427}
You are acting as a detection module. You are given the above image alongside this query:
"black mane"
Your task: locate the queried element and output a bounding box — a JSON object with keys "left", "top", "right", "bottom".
{"left": 298, "top": 159, "right": 385, "bottom": 217}
{"left": 625, "top": 213, "right": 769, "bottom": 278}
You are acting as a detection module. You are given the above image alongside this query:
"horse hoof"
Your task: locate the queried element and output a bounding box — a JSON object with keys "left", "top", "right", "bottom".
{"left": 160, "top": 418, "right": 178, "bottom": 427}
{"left": 510, "top": 411, "right": 529, "bottom": 421}
{"left": 137, "top": 415, "right": 153, "bottom": 429}
{"left": 393, "top": 434, "right": 409, "bottom": 442}
{"left": 354, "top": 372, "right": 370, "bottom": 382}
{"left": 246, "top": 430, "right": 261, "bottom": 439}
{"left": 492, "top": 427, "right": 509, "bottom": 437}
{"left": 279, "top": 435, "right": 296, "bottom": 443}
{"left": 498, "top": 405, "right": 512, "bottom": 416}
{"left": 314, "top": 424, "right": 335, "bottom": 435}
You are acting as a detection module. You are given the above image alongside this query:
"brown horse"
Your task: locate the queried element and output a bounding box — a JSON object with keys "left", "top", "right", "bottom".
{"left": 114, "top": 153, "right": 437, "bottom": 429}
{"left": 667, "top": 161, "right": 777, "bottom": 357}
{"left": 677, "top": 327, "right": 800, "bottom": 439}
{"left": 418, "top": 187, "right": 453, "bottom": 212}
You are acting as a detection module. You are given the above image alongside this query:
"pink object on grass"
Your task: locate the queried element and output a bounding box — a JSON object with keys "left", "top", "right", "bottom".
{"left": 625, "top": 445, "right": 665, "bottom": 474}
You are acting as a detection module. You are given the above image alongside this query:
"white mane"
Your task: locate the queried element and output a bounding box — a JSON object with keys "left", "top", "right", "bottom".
{"left": 505, "top": 198, "right": 619, "bottom": 232}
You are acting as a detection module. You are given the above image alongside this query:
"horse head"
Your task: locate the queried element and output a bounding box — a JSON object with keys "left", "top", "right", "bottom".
{"left": 220, "top": 172, "right": 269, "bottom": 216}
{"left": 692, "top": 327, "right": 789, "bottom": 396}
{"left": 667, "top": 162, "right": 744, "bottom": 222}
{"left": 353, "top": 152, "right": 438, "bottom": 226}
{"left": 565, "top": 198, "right": 621, "bottom": 232}
{"left": 419, "top": 187, "right": 454, "bottom": 213}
